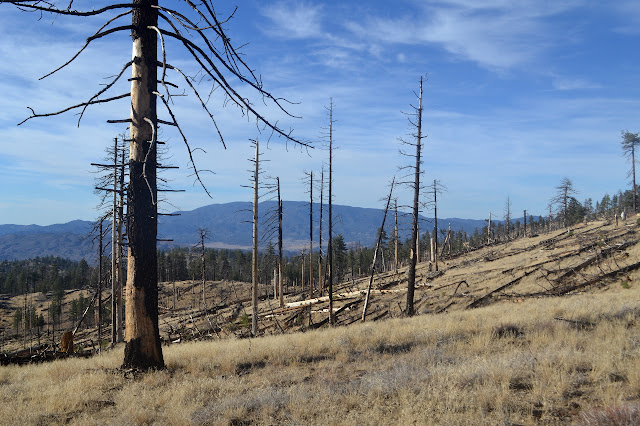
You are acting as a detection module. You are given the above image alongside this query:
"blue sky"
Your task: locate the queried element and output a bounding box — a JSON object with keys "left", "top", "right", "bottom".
{"left": 0, "top": 0, "right": 639, "bottom": 225}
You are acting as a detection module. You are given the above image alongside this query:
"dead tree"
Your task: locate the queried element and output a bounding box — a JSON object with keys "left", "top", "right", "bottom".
{"left": 398, "top": 76, "right": 426, "bottom": 317}
{"left": 251, "top": 141, "right": 260, "bottom": 336}
{"left": 4, "top": 1, "right": 309, "bottom": 369}
{"left": 303, "top": 170, "right": 315, "bottom": 298}
{"left": 621, "top": 131, "right": 639, "bottom": 214}
{"left": 277, "top": 178, "right": 284, "bottom": 308}
{"left": 91, "top": 135, "right": 128, "bottom": 345}
{"left": 425, "top": 179, "right": 446, "bottom": 271}
{"left": 504, "top": 196, "right": 512, "bottom": 239}
{"left": 318, "top": 167, "right": 325, "bottom": 296}
{"left": 196, "top": 228, "right": 209, "bottom": 310}
{"left": 394, "top": 198, "right": 399, "bottom": 272}
{"left": 324, "top": 100, "right": 336, "bottom": 326}
{"left": 362, "top": 177, "right": 395, "bottom": 321}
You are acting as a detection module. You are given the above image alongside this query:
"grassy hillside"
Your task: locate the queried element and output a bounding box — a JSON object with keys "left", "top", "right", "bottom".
{"left": 1, "top": 218, "right": 639, "bottom": 424}
{"left": 1, "top": 285, "right": 639, "bottom": 424}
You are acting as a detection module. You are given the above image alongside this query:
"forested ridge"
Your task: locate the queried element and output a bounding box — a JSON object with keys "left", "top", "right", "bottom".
{"left": 0, "top": 187, "right": 631, "bottom": 297}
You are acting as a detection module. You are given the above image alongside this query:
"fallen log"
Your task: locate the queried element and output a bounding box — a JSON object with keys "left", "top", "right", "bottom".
{"left": 467, "top": 270, "right": 535, "bottom": 309}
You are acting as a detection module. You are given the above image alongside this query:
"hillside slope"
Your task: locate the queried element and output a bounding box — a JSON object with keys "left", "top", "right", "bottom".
{"left": 1, "top": 218, "right": 639, "bottom": 424}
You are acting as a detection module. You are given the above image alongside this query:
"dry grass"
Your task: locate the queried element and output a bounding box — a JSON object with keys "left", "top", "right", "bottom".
{"left": 2, "top": 280, "right": 640, "bottom": 425}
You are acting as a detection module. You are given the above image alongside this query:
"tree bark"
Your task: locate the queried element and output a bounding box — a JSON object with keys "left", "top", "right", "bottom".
{"left": 406, "top": 77, "right": 423, "bottom": 316}
{"left": 122, "top": 0, "right": 164, "bottom": 370}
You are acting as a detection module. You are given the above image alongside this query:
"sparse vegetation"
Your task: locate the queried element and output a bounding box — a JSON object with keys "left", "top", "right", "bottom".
{"left": 2, "top": 280, "right": 640, "bottom": 424}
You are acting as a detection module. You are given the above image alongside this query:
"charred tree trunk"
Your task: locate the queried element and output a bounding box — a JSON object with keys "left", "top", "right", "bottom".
{"left": 406, "top": 77, "right": 423, "bottom": 317}
{"left": 277, "top": 178, "right": 284, "bottom": 308}
{"left": 122, "top": 0, "right": 164, "bottom": 370}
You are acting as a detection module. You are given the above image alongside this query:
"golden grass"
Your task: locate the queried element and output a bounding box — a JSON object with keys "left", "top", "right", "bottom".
{"left": 1, "top": 279, "right": 640, "bottom": 425}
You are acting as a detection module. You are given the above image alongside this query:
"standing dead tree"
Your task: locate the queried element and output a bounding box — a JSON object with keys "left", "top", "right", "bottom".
{"left": 362, "top": 177, "right": 395, "bottom": 322}
{"left": 303, "top": 170, "right": 315, "bottom": 299}
{"left": 326, "top": 100, "right": 336, "bottom": 326}
{"left": 196, "top": 228, "right": 209, "bottom": 310}
{"left": 276, "top": 177, "right": 284, "bottom": 308}
{"left": 424, "top": 179, "right": 446, "bottom": 271}
{"left": 91, "top": 135, "right": 129, "bottom": 345}
{"left": 398, "top": 76, "right": 426, "bottom": 317}
{"left": 318, "top": 167, "right": 325, "bottom": 296}
{"left": 4, "top": 1, "right": 310, "bottom": 369}
{"left": 504, "top": 196, "right": 512, "bottom": 240}
{"left": 250, "top": 140, "right": 260, "bottom": 337}
{"left": 621, "top": 131, "right": 640, "bottom": 214}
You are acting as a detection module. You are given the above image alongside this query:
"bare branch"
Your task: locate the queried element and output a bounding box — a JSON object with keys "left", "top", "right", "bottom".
{"left": 18, "top": 93, "right": 130, "bottom": 125}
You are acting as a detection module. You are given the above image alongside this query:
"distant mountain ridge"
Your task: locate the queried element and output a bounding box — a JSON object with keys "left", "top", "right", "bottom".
{"left": 0, "top": 201, "right": 491, "bottom": 261}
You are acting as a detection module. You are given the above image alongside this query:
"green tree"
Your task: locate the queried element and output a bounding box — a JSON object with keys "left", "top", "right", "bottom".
{"left": 551, "top": 178, "right": 578, "bottom": 227}
{"left": 332, "top": 235, "right": 348, "bottom": 282}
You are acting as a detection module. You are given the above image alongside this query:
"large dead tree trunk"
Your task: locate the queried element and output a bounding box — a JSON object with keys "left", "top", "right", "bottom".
{"left": 122, "top": 0, "right": 164, "bottom": 370}
{"left": 406, "top": 77, "right": 424, "bottom": 317}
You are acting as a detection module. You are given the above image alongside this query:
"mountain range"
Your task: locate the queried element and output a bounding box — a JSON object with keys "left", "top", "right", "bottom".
{"left": 0, "top": 201, "right": 490, "bottom": 262}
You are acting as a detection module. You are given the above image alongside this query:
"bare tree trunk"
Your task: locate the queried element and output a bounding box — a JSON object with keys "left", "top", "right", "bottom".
{"left": 523, "top": 210, "right": 527, "bottom": 238}
{"left": 308, "top": 171, "right": 314, "bottom": 298}
{"left": 394, "top": 198, "right": 398, "bottom": 272}
{"left": 633, "top": 145, "right": 637, "bottom": 214}
{"left": 277, "top": 178, "right": 284, "bottom": 308}
{"left": 123, "top": 0, "right": 164, "bottom": 370}
{"left": 116, "top": 143, "right": 125, "bottom": 343}
{"left": 98, "top": 221, "right": 103, "bottom": 352}
{"left": 406, "top": 77, "right": 424, "bottom": 316}
{"left": 199, "top": 229, "right": 207, "bottom": 310}
{"left": 111, "top": 137, "right": 119, "bottom": 345}
{"left": 487, "top": 212, "right": 492, "bottom": 244}
{"left": 433, "top": 179, "right": 439, "bottom": 272}
{"left": 319, "top": 169, "right": 324, "bottom": 296}
{"left": 328, "top": 100, "right": 335, "bottom": 326}
{"left": 251, "top": 141, "right": 259, "bottom": 336}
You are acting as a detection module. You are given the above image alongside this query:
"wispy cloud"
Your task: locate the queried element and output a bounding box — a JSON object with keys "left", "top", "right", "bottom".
{"left": 550, "top": 75, "right": 603, "bottom": 91}
{"left": 345, "top": 0, "right": 584, "bottom": 70}
{"left": 260, "top": 1, "right": 324, "bottom": 39}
